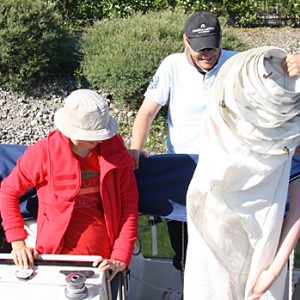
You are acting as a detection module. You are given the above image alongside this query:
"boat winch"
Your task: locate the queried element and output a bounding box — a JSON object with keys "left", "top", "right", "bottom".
{"left": 64, "top": 273, "right": 88, "bottom": 300}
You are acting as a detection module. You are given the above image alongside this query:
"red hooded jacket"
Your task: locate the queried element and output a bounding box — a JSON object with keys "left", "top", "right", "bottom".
{"left": 0, "top": 130, "right": 138, "bottom": 266}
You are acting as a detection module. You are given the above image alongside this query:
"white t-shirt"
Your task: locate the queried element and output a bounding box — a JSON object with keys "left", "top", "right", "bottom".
{"left": 144, "top": 49, "right": 238, "bottom": 154}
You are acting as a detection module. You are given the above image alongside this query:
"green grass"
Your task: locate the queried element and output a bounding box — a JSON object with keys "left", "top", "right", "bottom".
{"left": 137, "top": 215, "right": 174, "bottom": 258}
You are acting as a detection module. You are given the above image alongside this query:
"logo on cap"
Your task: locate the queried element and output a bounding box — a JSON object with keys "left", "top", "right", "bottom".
{"left": 192, "top": 25, "right": 216, "bottom": 35}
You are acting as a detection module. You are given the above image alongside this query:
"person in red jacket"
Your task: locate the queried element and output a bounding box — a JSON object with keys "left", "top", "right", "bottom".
{"left": 0, "top": 89, "right": 139, "bottom": 299}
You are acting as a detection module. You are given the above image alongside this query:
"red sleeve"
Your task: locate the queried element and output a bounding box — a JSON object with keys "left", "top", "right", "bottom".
{"left": 0, "top": 141, "right": 47, "bottom": 243}
{"left": 110, "top": 166, "right": 139, "bottom": 266}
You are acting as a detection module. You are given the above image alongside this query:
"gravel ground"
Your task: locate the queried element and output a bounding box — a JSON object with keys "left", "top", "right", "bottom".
{"left": 1, "top": 27, "right": 300, "bottom": 145}
{"left": 231, "top": 27, "right": 300, "bottom": 52}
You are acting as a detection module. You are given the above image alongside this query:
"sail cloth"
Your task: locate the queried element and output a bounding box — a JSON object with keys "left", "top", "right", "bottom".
{"left": 184, "top": 47, "right": 300, "bottom": 300}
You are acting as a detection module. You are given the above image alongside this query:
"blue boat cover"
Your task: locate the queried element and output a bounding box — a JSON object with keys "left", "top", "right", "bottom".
{"left": 1, "top": 144, "right": 299, "bottom": 222}
{"left": 135, "top": 154, "right": 197, "bottom": 221}
{"left": 0, "top": 144, "right": 38, "bottom": 220}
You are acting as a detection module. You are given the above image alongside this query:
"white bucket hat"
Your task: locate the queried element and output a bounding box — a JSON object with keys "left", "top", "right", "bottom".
{"left": 54, "top": 89, "right": 118, "bottom": 141}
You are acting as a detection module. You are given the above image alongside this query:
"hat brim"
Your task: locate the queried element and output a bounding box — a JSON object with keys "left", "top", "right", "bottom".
{"left": 54, "top": 108, "right": 119, "bottom": 141}
{"left": 189, "top": 34, "right": 220, "bottom": 52}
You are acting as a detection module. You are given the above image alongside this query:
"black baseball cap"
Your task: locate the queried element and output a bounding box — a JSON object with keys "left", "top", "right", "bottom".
{"left": 184, "top": 11, "right": 221, "bottom": 52}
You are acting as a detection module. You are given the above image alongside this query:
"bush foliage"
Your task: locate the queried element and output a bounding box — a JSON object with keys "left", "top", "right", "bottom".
{"left": 79, "top": 10, "right": 186, "bottom": 109}
{"left": 50, "top": 0, "right": 176, "bottom": 27}
{"left": 1, "top": 0, "right": 298, "bottom": 93}
{"left": 50, "top": 0, "right": 300, "bottom": 28}
{"left": 0, "top": 0, "right": 78, "bottom": 91}
{"left": 50, "top": 0, "right": 105, "bottom": 28}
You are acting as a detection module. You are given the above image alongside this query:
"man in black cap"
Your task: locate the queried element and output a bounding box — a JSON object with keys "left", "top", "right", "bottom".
{"left": 129, "top": 11, "right": 238, "bottom": 298}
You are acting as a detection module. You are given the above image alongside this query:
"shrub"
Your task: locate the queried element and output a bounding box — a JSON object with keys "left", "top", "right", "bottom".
{"left": 50, "top": 0, "right": 105, "bottom": 28}
{"left": 50, "top": 0, "right": 300, "bottom": 29}
{"left": 0, "top": 0, "right": 78, "bottom": 92}
{"left": 50, "top": 0, "right": 177, "bottom": 27}
{"left": 79, "top": 10, "right": 187, "bottom": 109}
{"left": 175, "top": 0, "right": 224, "bottom": 15}
{"left": 101, "top": 0, "right": 175, "bottom": 18}
{"left": 226, "top": 1, "right": 259, "bottom": 27}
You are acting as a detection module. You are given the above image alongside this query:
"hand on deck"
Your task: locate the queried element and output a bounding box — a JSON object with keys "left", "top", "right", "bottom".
{"left": 11, "top": 240, "right": 36, "bottom": 269}
{"left": 92, "top": 257, "right": 126, "bottom": 281}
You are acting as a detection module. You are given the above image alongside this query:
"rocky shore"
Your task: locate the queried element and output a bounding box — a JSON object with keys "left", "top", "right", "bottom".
{"left": 1, "top": 27, "right": 300, "bottom": 146}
